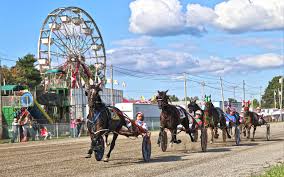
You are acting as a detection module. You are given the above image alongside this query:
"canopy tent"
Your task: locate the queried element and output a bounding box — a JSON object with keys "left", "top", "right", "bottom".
{"left": 0, "top": 85, "right": 27, "bottom": 91}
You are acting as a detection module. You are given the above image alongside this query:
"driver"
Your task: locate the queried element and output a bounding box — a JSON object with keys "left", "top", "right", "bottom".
{"left": 135, "top": 112, "right": 148, "bottom": 131}
{"left": 256, "top": 107, "right": 265, "bottom": 125}
{"left": 225, "top": 108, "right": 237, "bottom": 127}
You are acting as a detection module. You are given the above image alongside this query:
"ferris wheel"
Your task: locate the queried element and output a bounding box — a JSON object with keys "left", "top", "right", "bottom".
{"left": 37, "top": 7, "right": 106, "bottom": 90}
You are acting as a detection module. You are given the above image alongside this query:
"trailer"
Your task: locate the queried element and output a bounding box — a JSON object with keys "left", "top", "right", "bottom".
{"left": 115, "top": 103, "right": 161, "bottom": 130}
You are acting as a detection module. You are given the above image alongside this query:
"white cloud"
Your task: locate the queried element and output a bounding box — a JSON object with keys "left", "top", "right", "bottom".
{"left": 129, "top": 0, "right": 204, "bottom": 36}
{"left": 129, "top": 0, "right": 284, "bottom": 36}
{"left": 111, "top": 36, "right": 153, "bottom": 47}
{"left": 211, "top": 0, "right": 284, "bottom": 32}
{"left": 238, "top": 53, "right": 284, "bottom": 68}
{"left": 107, "top": 46, "right": 197, "bottom": 73}
{"left": 108, "top": 37, "right": 284, "bottom": 76}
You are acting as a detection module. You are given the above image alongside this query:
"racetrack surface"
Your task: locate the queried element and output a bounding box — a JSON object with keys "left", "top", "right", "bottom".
{"left": 0, "top": 123, "right": 283, "bottom": 177}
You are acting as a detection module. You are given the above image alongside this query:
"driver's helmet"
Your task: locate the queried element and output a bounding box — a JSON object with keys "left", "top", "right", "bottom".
{"left": 256, "top": 107, "right": 261, "bottom": 110}
{"left": 195, "top": 110, "right": 202, "bottom": 116}
{"left": 230, "top": 107, "right": 236, "bottom": 113}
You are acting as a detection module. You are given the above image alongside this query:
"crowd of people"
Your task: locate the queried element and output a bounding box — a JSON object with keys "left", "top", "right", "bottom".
{"left": 10, "top": 108, "right": 85, "bottom": 143}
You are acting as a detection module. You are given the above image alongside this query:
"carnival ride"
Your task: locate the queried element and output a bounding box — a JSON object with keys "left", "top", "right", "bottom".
{"left": 37, "top": 7, "right": 106, "bottom": 122}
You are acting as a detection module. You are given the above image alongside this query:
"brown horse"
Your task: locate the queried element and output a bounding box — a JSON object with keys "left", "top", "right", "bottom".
{"left": 203, "top": 95, "right": 231, "bottom": 143}
{"left": 156, "top": 90, "right": 194, "bottom": 146}
{"left": 85, "top": 84, "right": 132, "bottom": 162}
{"left": 242, "top": 101, "right": 266, "bottom": 141}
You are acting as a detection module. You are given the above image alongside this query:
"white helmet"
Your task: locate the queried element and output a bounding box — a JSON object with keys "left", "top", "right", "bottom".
{"left": 195, "top": 110, "right": 202, "bottom": 115}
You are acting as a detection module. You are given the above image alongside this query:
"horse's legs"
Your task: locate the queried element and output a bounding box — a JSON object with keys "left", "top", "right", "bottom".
{"left": 252, "top": 126, "right": 256, "bottom": 141}
{"left": 173, "top": 129, "right": 181, "bottom": 144}
{"left": 224, "top": 127, "right": 231, "bottom": 139}
{"left": 105, "top": 134, "right": 110, "bottom": 147}
{"left": 104, "top": 133, "right": 118, "bottom": 162}
{"left": 157, "top": 127, "right": 164, "bottom": 145}
{"left": 86, "top": 132, "right": 95, "bottom": 158}
{"left": 247, "top": 125, "right": 251, "bottom": 139}
{"left": 222, "top": 128, "right": 226, "bottom": 142}
{"left": 242, "top": 125, "right": 246, "bottom": 137}
{"left": 214, "top": 126, "right": 219, "bottom": 139}
{"left": 210, "top": 127, "right": 214, "bottom": 144}
{"left": 188, "top": 130, "right": 195, "bottom": 142}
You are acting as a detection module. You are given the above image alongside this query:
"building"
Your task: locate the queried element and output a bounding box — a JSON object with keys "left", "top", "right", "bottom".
{"left": 115, "top": 103, "right": 161, "bottom": 130}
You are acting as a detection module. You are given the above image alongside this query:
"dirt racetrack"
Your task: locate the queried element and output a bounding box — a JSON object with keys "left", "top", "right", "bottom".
{"left": 0, "top": 122, "right": 283, "bottom": 177}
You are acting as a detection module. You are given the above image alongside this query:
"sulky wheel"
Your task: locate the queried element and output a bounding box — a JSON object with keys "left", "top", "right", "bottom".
{"left": 266, "top": 124, "right": 270, "bottom": 141}
{"left": 93, "top": 135, "right": 105, "bottom": 161}
{"left": 142, "top": 135, "right": 151, "bottom": 162}
{"left": 201, "top": 127, "right": 208, "bottom": 152}
{"left": 160, "top": 130, "right": 168, "bottom": 152}
{"left": 235, "top": 126, "right": 241, "bottom": 146}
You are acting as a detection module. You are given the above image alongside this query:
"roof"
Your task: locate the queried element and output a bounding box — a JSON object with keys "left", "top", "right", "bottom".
{"left": 0, "top": 85, "right": 26, "bottom": 91}
{"left": 45, "top": 69, "right": 65, "bottom": 74}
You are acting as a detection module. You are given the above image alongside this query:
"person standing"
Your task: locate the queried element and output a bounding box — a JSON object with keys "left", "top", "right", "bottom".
{"left": 11, "top": 118, "right": 19, "bottom": 143}
{"left": 70, "top": 118, "right": 76, "bottom": 138}
{"left": 76, "top": 117, "right": 83, "bottom": 138}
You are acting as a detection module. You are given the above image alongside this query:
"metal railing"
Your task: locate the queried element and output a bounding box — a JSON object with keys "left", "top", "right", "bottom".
{"left": 3, "top": 123, "right": 89, "bottom": 143}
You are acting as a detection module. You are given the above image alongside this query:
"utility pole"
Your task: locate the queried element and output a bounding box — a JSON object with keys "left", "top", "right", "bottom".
{"left": 220, "top": 77, "right": 225, "bottom": 112}
{"left": 251, "top": 96, "right": 254, "bottom": 110}
{"left": 274, "top": 89, "right": 277, "bottom": 109}
{"left": 232, "top": 86, "right": 237, "bottom": 100}
{"left": 184, "top": 73, "right": 187, "bottom": 109}
{"left": 201, "top": 81, "right": 205, "bottom": 99}
{"left": 278, "top": 88, "right": 281, "bottom": 109}
{"left": 110, "top": 65, "right": 114, "bottom": 106}
{"left": 0, "top": 59, "right": 2, "bottom": 139}
{"left": 243, "top": 80, "right": 246, "bottom": 101}
{"left": 259, "top": 86, "right": 262, "bottom": 108}
{"left": 279, "top": 77, "right": 283, "bottom": 121}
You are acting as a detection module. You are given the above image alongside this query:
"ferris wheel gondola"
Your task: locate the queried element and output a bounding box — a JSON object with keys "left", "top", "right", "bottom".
{"left": 37, "top": 7, "right": 106, "bottom": 90}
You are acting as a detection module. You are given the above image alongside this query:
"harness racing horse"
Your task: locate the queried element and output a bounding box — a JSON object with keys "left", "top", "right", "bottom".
{"left": 187, "top": 99, "right": 204, "bottom": 142}
{"left": 242, "top": 101, "right": 266, "bottom": 141}
{"left": 156, "top": 90, "right": 194, "bottom": 148}
{"left": 203, "top": 95, "right": 231, "bottom": 143}
{"left": 85, "top": 84, "right": 133, "bottom": 162}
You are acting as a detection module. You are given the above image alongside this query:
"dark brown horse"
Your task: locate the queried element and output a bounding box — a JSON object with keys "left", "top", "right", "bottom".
{"left": 156, "top": 90, "right": 194, "bottom": 146}
{"left": 85, "top": 84, "right": 131, "bottom": 162}
{"left": 242, "top": 101, "right": 266, "bottom": 141}
{"left": 203, "top": 95, "right": 231, "bottom": 143}
{"left": 187, "top": 99, "right": 204, "bottom": 141}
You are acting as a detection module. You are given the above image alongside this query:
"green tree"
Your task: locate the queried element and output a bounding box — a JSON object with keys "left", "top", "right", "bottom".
{"left": 182, "top": 96, "right": 199, "bottom": 101}
{"left": 1, "top": 65, "right": 15, "bottom": 84}
{"left": 252, "top": 99, "right": 260, "bottom": 109}
{"left": 14, "top": 54, "right": 42, "bottom": 89}
{"left": 169, "top": 95, "right": 179, "bottom": 102}
{"left": 262, "top": 76, "right": 283, "bottom": 108}
{"left": 228, "top": 98, "right": 237, "bottom": 103}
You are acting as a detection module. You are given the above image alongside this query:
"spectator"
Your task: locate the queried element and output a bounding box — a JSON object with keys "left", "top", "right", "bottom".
{"left": 11, "top": 118, "right": 19, "bottom": 143}
{"left": 40, "top": 126, "right": 51, "bottom": 140}
{"left": 19, "top": 112, "right": 29, "bottom": 142}
{"left": 76, "top": 117, "right": 83, "bottom": 138}
{"left": 70, "top": 118, "right": 76, "bottom": 138}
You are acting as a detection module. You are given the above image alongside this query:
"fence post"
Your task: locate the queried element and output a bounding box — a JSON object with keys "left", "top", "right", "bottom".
{"left": 17, "top": 126, "right": 20, "bottom": 143}
{"left": 56, "top": 123, "right": 59, "bottom": 139}
{"left": 151, "top": 120, "right": 154, "bottom": 131}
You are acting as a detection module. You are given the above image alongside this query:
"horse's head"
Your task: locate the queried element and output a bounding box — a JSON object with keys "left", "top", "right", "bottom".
{"left": 242, "top": 100, "right": 251, "bottom": 113}
{"left": 156, "top": 90, "right": 169, "bottom": 109}
{"left": 204, "top": 95, "right": 213, "bottom": 110}
{"left": 187, "top": 99, "right": 198, "bottom": 113}
{"left": 85, "top": 83, "right": 103, "bottom": 109}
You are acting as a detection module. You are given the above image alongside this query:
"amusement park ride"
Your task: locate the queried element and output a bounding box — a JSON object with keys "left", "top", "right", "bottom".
{"left": 37, "top": 7, "right": 106, "bottom": 122}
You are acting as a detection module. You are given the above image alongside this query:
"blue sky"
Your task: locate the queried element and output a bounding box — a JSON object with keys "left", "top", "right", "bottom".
{"left": 0, "top": 0, "right": 283, "bottom": 102}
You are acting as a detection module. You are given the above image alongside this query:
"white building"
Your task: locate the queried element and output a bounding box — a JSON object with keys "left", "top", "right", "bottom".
{"left": 71, "top": 87, "right": 123, "bottom": 120}
{"left": 115, "top": 103, "right": 161, "bottom": 130}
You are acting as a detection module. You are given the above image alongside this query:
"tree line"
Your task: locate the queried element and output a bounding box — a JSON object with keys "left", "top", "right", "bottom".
{"left": 1, "top": 54, "right": 282, "bottom": 109}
